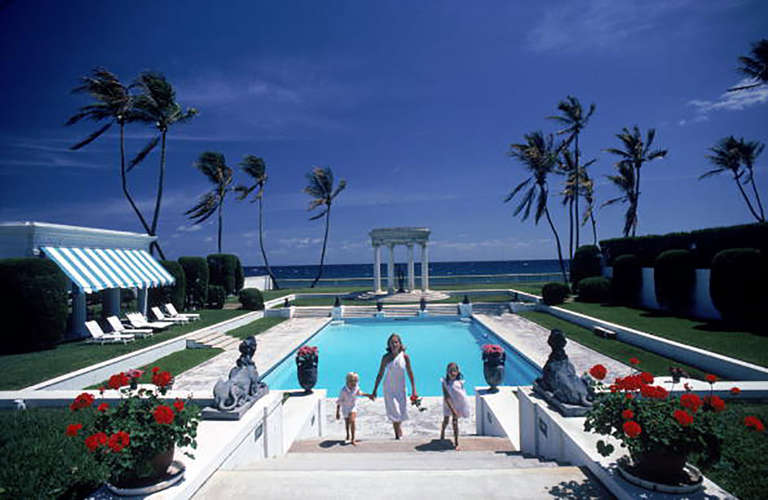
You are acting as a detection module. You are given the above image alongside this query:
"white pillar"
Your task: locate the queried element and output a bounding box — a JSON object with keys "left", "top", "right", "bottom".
{"left": 387, "top": 244, "right": 395, "bottom": 293}
{"left": 373, "top": 245, "right": 382, "bottom": 292}
{"left": 407, "top": 244, "right": 415, "bottom": 291}
{"left": 137, "top": 287, "right": 148, "bottom": 316}
{"left": 421, "top": 243, "right": 429, "bottom": 291}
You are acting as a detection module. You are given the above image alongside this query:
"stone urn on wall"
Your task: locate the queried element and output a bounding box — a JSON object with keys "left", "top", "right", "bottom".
{"left": 481, "top": 344, "right": 505, "bottom": 392}
{"left": 296, "top": 346, "right": 319, "bottom": 393}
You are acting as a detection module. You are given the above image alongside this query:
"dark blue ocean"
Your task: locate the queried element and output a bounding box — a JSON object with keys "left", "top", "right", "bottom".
{"left": 245, "top": 259, "right": 565, "bottom": 288}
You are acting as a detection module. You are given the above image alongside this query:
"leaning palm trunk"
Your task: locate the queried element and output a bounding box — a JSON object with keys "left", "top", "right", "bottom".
{"left": 217, "top": 197, "right": 223, "bottom": 253}
{"left": 733, "top": 172, "right": 762, "bottom": 221}
{"left": 632, "top": 164, "right": 641, "bottom": 237}
{"left": 544, "top": 207, "right": 568, "bottom": 283}
{"left": 310, "top": 206, "right": 332, "bottom": 288}
{"left": 568, "top": 198, "right": 574, "bottom": 265}
{"left": 258, "top": 197, "right": 279, "bottom": 289}
{"left": 149, "top": 132, "right": 168, "bottom": 259}
{"left": 574, "top": 135, "right": 581, "bottom": 249}
{"left": 590, "top": 213, "right": 598, "bottom": 246}
{"left": 746, "top": 167, "right": 765, "bottom": 221}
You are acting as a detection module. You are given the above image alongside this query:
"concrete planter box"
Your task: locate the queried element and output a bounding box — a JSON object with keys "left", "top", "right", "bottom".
{"left": 265, "top": 306, "right": 295, "bottom": 319}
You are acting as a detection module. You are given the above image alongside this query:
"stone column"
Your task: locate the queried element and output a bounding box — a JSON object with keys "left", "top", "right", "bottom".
{"left": 137, "top": 287, "right": 148, "bottom": 316}
{"left": 373, "top": 245, "right": 382, "bottom": 292}
{"left": 70, "top": 284, "right": 87, "bottom": 339}
{"left": 102, "top": 288, "right": 121, "bottom": 318}
{"left": 407, "top": 244, "right": 415, "bottom": 291}
{"left": 387, "top": 244, "right": 395, "bottom": 293}
{"left": 421, "top": 243, "right": 429, "bottom": 291}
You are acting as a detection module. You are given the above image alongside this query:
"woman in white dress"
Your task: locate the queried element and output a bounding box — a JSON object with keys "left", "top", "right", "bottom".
{"left": 371, "top": 333, "right": 418, "bottom": 439}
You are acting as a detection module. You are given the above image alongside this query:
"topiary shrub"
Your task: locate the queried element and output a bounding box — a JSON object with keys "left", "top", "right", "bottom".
{"left": 238, "top": 288, "right": 264, "bottom": 311}
{"left": 710, "top": 248, "right": 767, "bottom": 327}
{"left": 207, "top": 285, "right": 226, "bottom": 309}
{"left": 178, "top": 257, "right": 209, "bottom": 310}
{"left": 148, "top": 260, "right": 186, "bottom": 312}
{"left": 577, "top": 277, "right": 611, "bottom": 303}
{"left": 654, "top": 249, "right": 695, "bottom": 313}
{"left": 0, "top": 258, "right": 68, "bottom": 353}
{"left": 542, "top": 282, "right": 570, "bottom": 305}
{"left": 207, "top": 254, "right": 238, "bottom": 295}
{"left": 571, "top": 245, "right": 603, "bottom": 287}
{"left": 611, "top": 254, "right": 642, "bottom": 304}
{"left": 234, "top": 256, "right": 244, "bottom": 293}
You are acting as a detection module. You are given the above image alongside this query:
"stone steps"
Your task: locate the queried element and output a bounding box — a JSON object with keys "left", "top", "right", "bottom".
{"left": 292, "top": 303, "right": 508, "bottom": 319}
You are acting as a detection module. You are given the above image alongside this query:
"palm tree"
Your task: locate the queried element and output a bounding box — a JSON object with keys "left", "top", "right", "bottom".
{"left": 735, "top": 138, "right": 765, "bottom": 222}
{"left": 185, "top": 152, "right": 233, "bottom": 253}
{"left": 558, "top": 150, "right": 596, "bottom": 266}
{"left": 130, "top": 72, "right": 198, "bottom": 256}
{"left": 729, "top": 39, "right": 768, "bottom": 91}
{"left": 700, "top": 137, "right": 763, "bottom": 222}
{"left": 66, "top": 68, "right": 159, "bottom": 254}
{"left": 580, "top": 171, "right": 599, "bottom": 246}
{"left": 505, "top": 131, "right": 568, "bottom": 283}
{"left": 549, "top": 96, "right": 596, "bottom": 254}
{"left": 602, "top": 163, "right": 638, "bottom": 238}
{"left": 604, "top": 126, "right": 667, "bottom": 237}
{"left": 304, "top": 166, "right": 347, "bottom": 288}
{"left": 235, "top": 155, "right": 279, "bottom": 289}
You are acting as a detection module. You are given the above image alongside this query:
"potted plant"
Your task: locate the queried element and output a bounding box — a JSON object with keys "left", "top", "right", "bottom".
{"left": 481, "top": 344, "right": 505, "bottom": 392}
{"left": 66, "top": 368, "right": 200, "bottom": 492}
{"left": 296, "top": 345, "right": 319, "bottom": 393}
{"left": 584, "top": 359, "right": 764, "bottom": 490}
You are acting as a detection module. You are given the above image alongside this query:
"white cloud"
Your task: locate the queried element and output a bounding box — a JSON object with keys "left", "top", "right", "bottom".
{"left": 204, "top": 236, "right": 214, "bottom": 242}
{"left": 176, "top": 224, "right": 202, "bottom": 232}
{"left": 680, "top": 80, "right": 768, "bottom": 126}
{"left": 278, "top": 237, "right": 323, "bottom": 248}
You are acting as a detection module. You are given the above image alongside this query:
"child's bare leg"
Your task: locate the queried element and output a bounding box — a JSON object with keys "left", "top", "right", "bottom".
{"left": 344, "top": 417, "right": 351, "bottom": 441}
{"left": 452, "top": 416, "right": 460, "bottom": 449}
{"left": 349, "top": 412, "right": 357, "bottom": 445}
{"left": 393, "top": 421, "right": 402, "bottom": 439}
{"left": 440, "top": 416, "right": 449, "bottom": 440}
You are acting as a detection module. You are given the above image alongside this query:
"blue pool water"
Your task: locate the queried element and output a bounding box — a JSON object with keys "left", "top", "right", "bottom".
{"left": 262, "top": 317, "right": 541, "bottom": 396}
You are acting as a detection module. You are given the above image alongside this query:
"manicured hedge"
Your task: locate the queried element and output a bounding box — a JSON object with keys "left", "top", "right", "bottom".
{"left": 601, "top": 222, "right": 768, "bottom": 267}
{"left": 710, "top": 249, "right": 767, "bottom": 326}
{"left": 542, "top": 282, "right": 569, "bottom": 305}
{"left": 611, "top": 254, "right": 642, "bottom": 304}
{"left": 0, "top": 258, "right": 68, "bottom": 353}
{"left": 571, "top": 245, "right": 603, "bottom": 287}
{"left": 654, "top": 249, "right": 695, "bottom": 313}
{"left": 207, "top": 254, "right": 240, "bottom": 295}
{"left": 148, "top": 260, "right": 186, "bottom": 312}
{"left": 238, "top": 288, "right": 264, "bottom": 311}
{"left": 577, "top": 277, "right": 611, "bottom": 303}
{"left": 178, "top": 256, "right": 209, "bottom": 310}
{"left": 207, "top": 285, "right": 226, "bottom": 309}
{"left": 234, "top": 256, "right": 244, "bottom": 293}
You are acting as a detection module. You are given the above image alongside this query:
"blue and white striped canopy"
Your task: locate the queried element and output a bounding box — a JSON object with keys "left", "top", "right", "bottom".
{"left": 41, "top": 246, "right": 175, "bottom": 293}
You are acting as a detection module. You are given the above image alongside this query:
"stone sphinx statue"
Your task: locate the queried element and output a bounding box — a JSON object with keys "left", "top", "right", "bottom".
{"left": 533, "top": 329, "right": 593, "bottom": 416}
{"left": 210, "top": 336, "right": 269, "bottom": 416}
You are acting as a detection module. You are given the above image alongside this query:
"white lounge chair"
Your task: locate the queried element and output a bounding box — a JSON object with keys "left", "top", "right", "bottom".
{"left": 150, "top": 307, "right": 188, "bottom": 324}
{"left": 126, "top": 312, "right": 173, "bottom": 331}
{"left": 106, "top": 316, "right": 153, "bottom": 339}
{"left": 85, "top": 320, "right": 134, "bottom": 345}
{"left": 164, "top": 303, "right": 200, "bottom": 321}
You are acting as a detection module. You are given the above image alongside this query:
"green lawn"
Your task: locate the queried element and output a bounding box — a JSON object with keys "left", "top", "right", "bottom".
{"left": 226, "top": 317, "right": 287, "bottom": 340}
{"left": 518, "top": 311, "right": 710, "bottom": 379}
{"left": 0, "top": 309, "right": 250, "bottom": 390}
{"left": 285, "top": 293, "right": 516, "bottom": 307}
{"left": 560, "top": 302, "right": 768, "bottom": 368}
{"left": 508, "top": 282, "right": 548, "bottom": 296}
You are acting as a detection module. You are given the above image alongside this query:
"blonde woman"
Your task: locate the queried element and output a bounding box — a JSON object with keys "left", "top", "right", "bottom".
{"left": 371, "top": 333, "right": 418, "bottom": 439}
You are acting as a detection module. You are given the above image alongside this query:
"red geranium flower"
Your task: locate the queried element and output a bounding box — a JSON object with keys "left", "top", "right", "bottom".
{"left": 97, "top": 402, "right": 109, "bottom": 412}
{"left": 705, "top": 374, "right": 717, "bottom": 384}
{"left": 629, "top": 357, "right": 640, "bottom": 366}
{"left": 705, "top": 395, "right": 726, "bottom": 412}
{"left": 674, "top": 409, "right": 694, "bottom": 427}
{"left": 625, "top": 393, "right": 635, "bottom": 400}
{"left": 69, "top": 392, "right": 95, "bottom": 411}
{"left": 66, "top": 423, "right": 83, "bottom": 437}
{"left": 640, "top": 385, "right": 669, "bottom": 400}
{"left": 589, "top": 364, "right": 607, "bottom": 380}
{"left": 640, "top": 372, "right": 654, "bottom": 385}
{"left": 730, "top": 387, "right": 741, "bottom": 396}
{"left": 98, "top": 386, "right": 106, "bottom": 395}
{"left": 745, "top": 416, "right": 765, "bottom": 432}
{"left": 621, "top": 409, "right": 634, "bottom": 420}
{"left": 153, "top": 405, "right": 175, "bottom": 424}
{"left": 622, "top": 420, "right": 642, "bottom": 438}
{"left": 152, "top": 370, "right": 173, "bottom": 388}
{"left": 173, "top": 399, "right": 185, "bottom": 413}
{"left": 85, "top": 432, "right": 108, "bottom": 452}
{"left": 296, "top": 346, "right": 319, "bottom": 358}
{"left": 126, "top": 369, "right": 144, "bottom": 380}
{"left": 152, "top": 366, "right": 160, "bottom": 374}
{"left": 482, "top": 344, "right": 504, "bottom": 355}
{"left": 680, "top": 393, "right": 702, "bottom": 413}
{"left": 107, "top": 431, "right": 130, "bottom": 452}
{"left": 108, "top": 372, "right": 130, "bottom": 390}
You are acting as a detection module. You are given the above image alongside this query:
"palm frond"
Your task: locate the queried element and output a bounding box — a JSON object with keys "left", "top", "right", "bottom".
{"left": 69, "top": 122, "right": 112, "bottom": 150}
{"left": 308, "top": 209, "right": 327, "bottom": 221}
{"left": 127, "top": 135, "right": 160, "bottom": 171}
{"left": 504, "top": 178, "right": 532, "bottom": 203}
{"left": 184, "top": 192, "right": 219, "bottom": 224}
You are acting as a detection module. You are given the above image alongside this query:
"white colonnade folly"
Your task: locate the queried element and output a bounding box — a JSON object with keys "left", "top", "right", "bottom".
{"left": 369, "top": 227, "right": 430, "bottom": 293}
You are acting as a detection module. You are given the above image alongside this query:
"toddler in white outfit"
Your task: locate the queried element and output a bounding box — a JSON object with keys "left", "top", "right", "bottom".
{"left": 336, "top": 372, "right": 372, "bottom": 445}
{"left": 441, "top": 362, "right": 471, "bottom": 450}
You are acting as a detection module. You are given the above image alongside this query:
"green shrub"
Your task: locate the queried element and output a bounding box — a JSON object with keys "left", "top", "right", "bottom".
{"left": 542, "top": 282, "right": 569, "bottom": 305}
{"left": 0, "top": 258, "right": 68, "bottom": 353}
{"left": 654, "top": 249, "right": 695, "bottom": 312}
{"left": 207, "top": 285, "right": 226, "bottom": 309}
{"left": 178, "top": 257, "right": 209, "bottom": 310}
{"left": 207, "top": 254, "right": 238, "bottom": 295}
{"left": 234, "top": 256, "right": 244, "bottom": 293}
{"left": 0, "top": 408, "right": 109, "bottom": 498}
{"left": 710, "top": 249, "right": 767, "bottom": 326}
{"left": 238, "top": 288, "right": 264, "bottom": 311}
{"left": 611, "top": 254, "right": 642, "bottom": 304}
{"left": 571, "top": 245, "right": 603, "bottom": 286}
{"left": 148, "top": 260, "right": 186, "bottom": 312}
{"left": 577, "top": 277, "right": 611, "bottom": 303}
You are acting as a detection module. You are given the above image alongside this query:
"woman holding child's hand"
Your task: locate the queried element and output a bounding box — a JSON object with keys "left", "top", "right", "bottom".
{"left": 371, "top": 333, "right": 417, "bottom": 439}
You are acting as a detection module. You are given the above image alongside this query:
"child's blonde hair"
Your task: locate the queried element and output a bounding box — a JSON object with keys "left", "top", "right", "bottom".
{"left": 346, "top": 372, "right": 359, "bottom": 385}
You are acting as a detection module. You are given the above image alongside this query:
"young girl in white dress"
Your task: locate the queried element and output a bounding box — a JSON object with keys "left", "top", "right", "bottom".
{"left": 335, "top": 372, "right": 372, "bottom": 445}
{"left": 441, "top": 362, "right": 470, "bottom": 450}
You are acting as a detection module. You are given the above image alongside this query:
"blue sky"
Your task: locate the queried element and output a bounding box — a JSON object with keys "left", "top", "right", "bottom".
{"left": 1, "top": 1, "right": 766, "bottom": 266}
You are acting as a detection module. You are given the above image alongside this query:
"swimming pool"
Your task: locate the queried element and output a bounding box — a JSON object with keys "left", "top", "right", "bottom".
{"left": 262, "top": 317, "right": 541, "bottom": 396}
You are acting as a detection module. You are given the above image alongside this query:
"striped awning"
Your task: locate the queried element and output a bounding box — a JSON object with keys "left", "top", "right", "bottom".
{"left": 41, "top": 246, "right": 175, "bottom": 293}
